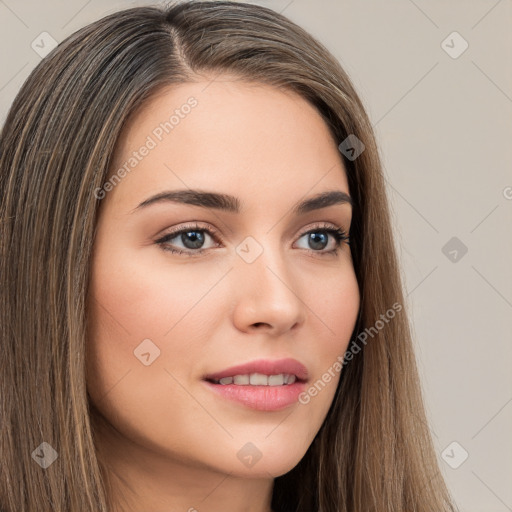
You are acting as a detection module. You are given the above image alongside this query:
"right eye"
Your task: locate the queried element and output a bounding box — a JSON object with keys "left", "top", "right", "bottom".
{"left": 155, "top": 223, "right": 222, "bottom": 257}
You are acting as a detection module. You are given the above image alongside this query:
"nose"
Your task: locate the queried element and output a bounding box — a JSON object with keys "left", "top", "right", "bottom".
{"left": 231, "top": 246, "right": 307, "bottom": 335}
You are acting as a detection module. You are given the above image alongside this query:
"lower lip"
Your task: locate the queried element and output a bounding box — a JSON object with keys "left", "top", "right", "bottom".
{"left": 202, "top": 380, "right": 307, "bottom": 411}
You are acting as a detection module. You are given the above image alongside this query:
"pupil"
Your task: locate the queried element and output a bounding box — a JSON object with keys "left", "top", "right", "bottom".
{"left": 309, "top": 232, "right": 327, "bottom": 250}
{"left": 183, "top": 231, "right": 204, "bottom": 249}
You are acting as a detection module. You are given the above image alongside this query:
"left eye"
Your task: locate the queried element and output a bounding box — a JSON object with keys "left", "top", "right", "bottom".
{"left": 155, "top": 223, "right": 349, "bottom": 257}
{"left": 295, "top": 229, "right": 348, "bottom": 253}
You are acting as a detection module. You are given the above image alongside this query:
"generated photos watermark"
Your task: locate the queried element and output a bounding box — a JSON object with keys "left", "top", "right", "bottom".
{"left": 298, "top": 301, "right": 402, "bottom": 405}
{"left": 94, "top": 96, "right": 198, "bottom": 200}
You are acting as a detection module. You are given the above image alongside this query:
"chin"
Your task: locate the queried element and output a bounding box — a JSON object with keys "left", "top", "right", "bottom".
{"left": 227, "top": 441, "right": 310, "bottom": 479}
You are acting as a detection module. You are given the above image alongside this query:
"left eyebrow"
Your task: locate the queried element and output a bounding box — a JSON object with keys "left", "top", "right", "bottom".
{"left": 130, "top": 189, "right": 353, "bottom": 215}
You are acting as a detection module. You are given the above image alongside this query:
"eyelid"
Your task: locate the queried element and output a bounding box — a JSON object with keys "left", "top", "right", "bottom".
{"left": 298, "top": 221, "right": 349, "bottom": 236}
{"left": 155, "top": 220, "right": 350, "bottom": 256}
{"left": 156, "top": 221, "right": 348, "bottom": 242}
{"left": 156, "top": 221, "right": 224, "bottom": 244}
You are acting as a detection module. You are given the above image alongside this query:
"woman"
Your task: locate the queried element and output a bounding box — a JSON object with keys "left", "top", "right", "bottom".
{"left": 0, "top": 1, "right": 459, "bottom": 511}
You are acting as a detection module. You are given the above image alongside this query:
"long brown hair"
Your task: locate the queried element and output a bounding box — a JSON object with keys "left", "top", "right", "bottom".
{"left": 0, "top": 2, "right": 458, "bottom": 511}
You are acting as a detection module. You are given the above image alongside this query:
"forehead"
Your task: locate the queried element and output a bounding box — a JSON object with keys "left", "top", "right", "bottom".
{"left": 105, "top": 77, "right": 350, "bottom": 211}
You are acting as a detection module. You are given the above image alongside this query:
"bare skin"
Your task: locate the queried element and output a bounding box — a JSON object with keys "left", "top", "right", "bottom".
{"left": 86, "top": 76, "right": 360, "bottom": 512}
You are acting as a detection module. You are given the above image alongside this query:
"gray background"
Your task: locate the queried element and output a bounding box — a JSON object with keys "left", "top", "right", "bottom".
{"left": 1, "top": 1, "right": 511, "bottom": 510}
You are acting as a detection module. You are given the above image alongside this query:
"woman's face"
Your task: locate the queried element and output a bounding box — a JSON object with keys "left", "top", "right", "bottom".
{"left": 86, "top": 77, "right": 360, "bottom": 484}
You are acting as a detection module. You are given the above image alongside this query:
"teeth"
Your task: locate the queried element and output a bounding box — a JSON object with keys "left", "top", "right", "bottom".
{"left": 267, "top": 374, "right": 284, "bottom": 386}
{"left": 214, "top": 373, "right": 297, "bottom": 386}
{"left": 234, "top": 374, "right": 250, "bottom": 385}
{"left": 250, "top": 373, "right": 268, "bottom": 385}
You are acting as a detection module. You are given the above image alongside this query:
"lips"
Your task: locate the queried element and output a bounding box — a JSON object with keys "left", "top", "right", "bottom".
{"left": 203, "top": 357, "right": 309, "bottom": 383}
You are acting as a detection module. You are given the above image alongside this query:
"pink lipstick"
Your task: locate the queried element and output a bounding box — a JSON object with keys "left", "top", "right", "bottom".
{"left": 202, "top": 358, "right": 309, "bottom": 411}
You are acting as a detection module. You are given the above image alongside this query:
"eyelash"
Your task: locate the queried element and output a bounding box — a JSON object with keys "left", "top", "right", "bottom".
{"left": 155, "top": 222, "right": 350, "bottom": 258}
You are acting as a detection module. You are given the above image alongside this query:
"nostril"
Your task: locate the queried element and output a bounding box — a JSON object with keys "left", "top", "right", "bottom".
{"left": 252, "top": 322, "right": 271, "bottom": 328}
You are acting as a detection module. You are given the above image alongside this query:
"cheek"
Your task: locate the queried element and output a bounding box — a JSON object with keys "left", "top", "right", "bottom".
{"left": 297, "top": 265, "right": 360, "bottom": 413}
{"left": 309, "top": 261, "right": 360, "bottom": 355}
{"left": 332, "top": 273, "right": 360, "bottom": 351}
{"left": 85, "top": 244, "right": 229, "bottom": 398}
{"left": 85, "top": 248, "right": 227, "bottom": 454}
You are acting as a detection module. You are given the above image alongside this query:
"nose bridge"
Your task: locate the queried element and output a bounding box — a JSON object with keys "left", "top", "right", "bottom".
{"left": 231, "top": 232, "right": 306, "bottom": 330}
{"left": 236, "top": 231, "right": 290, "bottom": 291}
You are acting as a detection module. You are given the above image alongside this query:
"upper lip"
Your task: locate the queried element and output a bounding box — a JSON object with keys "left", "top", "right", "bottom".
{"left": 203, "top": 358, "right": 309, "bottom": 382}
